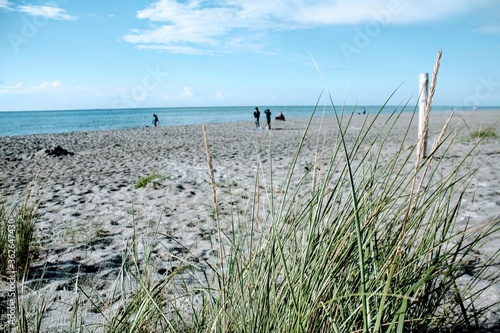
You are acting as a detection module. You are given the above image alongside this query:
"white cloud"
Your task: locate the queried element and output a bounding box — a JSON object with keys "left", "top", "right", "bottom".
{"left": 39, "top": 80, "right": 61, "bottom": 88}
{"left": 0, "top": 82, "right": 27, "bottom": 94}
{"left": 180, "top": 86, "right": 193, "bottom": 98}
{"left": 0, "top": 81, "right": 62, "bottom": 94}
{"left": 18, "top": 5, "right": 77, "bottom": 20}
{"left": 236, "top": 0, "right": 494, "bottom": 25}
{"left": 124, "top": 0, "right": 494, "bottom": 54}
{"left": 137, "top": 44, "right": 216, "bottom": 55}
{"left": 0, "top": 0, "right": 12, "bottom": 10}
{"left": 122, "top": 0, "right": 285, "bottom": 54}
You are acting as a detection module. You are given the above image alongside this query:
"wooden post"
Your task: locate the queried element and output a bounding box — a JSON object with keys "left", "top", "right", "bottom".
{"left": 418, "top": 73, "right": 429, "bottom": 159}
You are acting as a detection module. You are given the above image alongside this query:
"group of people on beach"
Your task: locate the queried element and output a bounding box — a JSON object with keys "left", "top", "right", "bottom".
{"left": 151, "top": 108, "right": 285, "bottom": 130}
{"left": 253, "top": 107, "right": 285, "bottom": 130}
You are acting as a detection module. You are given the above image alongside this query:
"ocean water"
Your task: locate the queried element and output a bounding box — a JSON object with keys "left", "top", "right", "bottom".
{"left": 0, "top": 105, "right": 490, "bottom": 137}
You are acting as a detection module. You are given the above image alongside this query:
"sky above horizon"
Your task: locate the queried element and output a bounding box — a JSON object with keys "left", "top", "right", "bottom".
{"left": 1, "top": 0, "right": 500, "bottom": 111}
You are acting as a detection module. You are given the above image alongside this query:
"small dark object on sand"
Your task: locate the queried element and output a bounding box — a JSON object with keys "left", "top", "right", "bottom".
{"left": 45, "top": 145, "right": 74, "bottom": 157}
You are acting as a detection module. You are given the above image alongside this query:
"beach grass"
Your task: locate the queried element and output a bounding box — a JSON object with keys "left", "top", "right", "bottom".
{"left": 84, "top": 104, "right": 498, "bottom": 332}
{"left": 5, "top": 105, "right": 500, "bottom": 332}
{"left": 0, "top": 184, "right": 45, "bottom": 333}
{"left": 468, "top": 129, "right": 497, "bottom": 140}
{"left": 0, "top": 185, "right": 41, "bottom": 278}
{"left": 185, "top": 103, "right": 499, "bottom": 332}
{"left": 135, "top": 173, "right": 162, "bottom": 189}
{"left": 3, "top": 60, "right": 500, "bottom": 331}
{"left": 4, "top": 103, "right": 499, "bottom": 332}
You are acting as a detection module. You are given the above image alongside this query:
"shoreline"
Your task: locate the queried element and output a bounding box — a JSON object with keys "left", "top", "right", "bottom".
{"left": 1, "top": 107, "right": 498, "bottom": 138}
{"left": 0, "top": 110, "right": 499, "bottom": 330}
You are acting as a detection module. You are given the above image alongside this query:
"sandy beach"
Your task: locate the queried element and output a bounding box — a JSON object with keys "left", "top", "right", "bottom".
{"left": 1, "top": 110, "right": 499, "bottom": 331}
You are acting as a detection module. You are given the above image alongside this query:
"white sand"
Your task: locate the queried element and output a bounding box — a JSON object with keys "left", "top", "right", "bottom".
{"left": 0, "top": 110, "right": 499, "bottom": 330}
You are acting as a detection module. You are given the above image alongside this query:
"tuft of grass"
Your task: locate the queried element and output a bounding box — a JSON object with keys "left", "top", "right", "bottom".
{"left": 468, "top": 129, "right": 497, "bottom": 139}
{"left": 0, "top": 184, "right": 44, "bottom": 333}
{"left": 195, "top": 114, "right": 498, "bottom": 332}
{"left": 0, "top": 186, "right": 41, "bottom": 278}
{"left": 185, "top": 53, "right": 500, "bottom": 332}
{"left": 135, "top": 173, "right": 162, "bottom": 189}
{"left": 84, "top": 215, "right": 195, "bottom": 333}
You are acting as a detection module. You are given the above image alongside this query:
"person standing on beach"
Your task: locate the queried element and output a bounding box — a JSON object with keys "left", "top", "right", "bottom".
{"left": 253, "top": 107, "right": 260, "bottom": 129}
{"left": 152, "top": 114, "right": 159, "bottom": 127}
{"left": 264, "top": 109, "right": 271, "bottom": 129}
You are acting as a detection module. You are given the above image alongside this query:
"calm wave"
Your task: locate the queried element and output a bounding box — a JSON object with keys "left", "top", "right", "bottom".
{"left": 0, "top": 105, "right": 486, "bottom": 137}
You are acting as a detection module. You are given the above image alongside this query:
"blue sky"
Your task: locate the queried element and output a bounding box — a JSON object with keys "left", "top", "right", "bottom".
{"left": 1, "top": 0, "right": 499, "bottom": 111}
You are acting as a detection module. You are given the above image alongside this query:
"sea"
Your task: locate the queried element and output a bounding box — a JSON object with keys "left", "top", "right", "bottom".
{"left": 0, "top": 105, "right": 494, "bottom": 137}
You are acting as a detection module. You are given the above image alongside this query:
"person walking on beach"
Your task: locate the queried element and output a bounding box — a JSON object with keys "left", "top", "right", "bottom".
{"left": 152, "top": 114, "right": 159, "bottom": 127}
{"left": 253, "top": 107, "right": 260, "bottom": 129}
{"left": 264, "top": 109, "right": 271, "bottom": 129}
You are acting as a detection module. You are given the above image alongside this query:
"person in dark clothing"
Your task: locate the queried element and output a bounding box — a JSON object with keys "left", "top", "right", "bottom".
{"left": 275, "top": 112, "right": 285, "bottom": 121}
{"left": 152, "top": 114, "right": 159, "bottom": 127}
{"left": 253, "top": 107, "right": 260, "bottom": 128}
{"left": 264, "top": 109, "right": 271, "bottom": 129}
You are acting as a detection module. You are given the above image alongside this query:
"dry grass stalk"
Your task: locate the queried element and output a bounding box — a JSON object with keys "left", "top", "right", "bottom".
{"left": 202, "top": 125, "right": 227, "bottom": 331}
{"left": 403, "top": 49, "right": 442, "bottom": 239}
{"left": 430, "top": 111, "right": 454, "bottom": 154}
{"left": 424, "top": 49, "right": 442, "bottom": 125}
{"left": 416, "top": 111, "right": 455, "bottom": 193}
{"left": 202, "top": 125, "right": 218, "bottom": 219}
{"left": 256, "top": 170, "right": 260, "bottom": 228}
{"left": 417, "top": 49, "right": 442, "bottom": 162}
